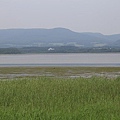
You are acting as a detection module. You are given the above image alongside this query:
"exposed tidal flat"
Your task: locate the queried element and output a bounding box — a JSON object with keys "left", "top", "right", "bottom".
{"left": 0, "top": 67, "right": 120, "bottom": 79}
{"left": 0, "top": 67, "right": 120, "bottom": 119}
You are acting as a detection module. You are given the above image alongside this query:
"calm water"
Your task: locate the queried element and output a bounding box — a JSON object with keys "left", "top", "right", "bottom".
{"left": 0, "top": 53, "right": 120, "bottom": 67}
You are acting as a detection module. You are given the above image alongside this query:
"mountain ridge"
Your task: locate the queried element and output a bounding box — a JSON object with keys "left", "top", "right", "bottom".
{"left": 0, "top": 27, "right": 120, "bottom": 48}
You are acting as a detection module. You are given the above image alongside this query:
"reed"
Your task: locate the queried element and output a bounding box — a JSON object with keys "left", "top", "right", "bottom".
{"left": 0, "top": 76, "right": 120, "bottom": 120}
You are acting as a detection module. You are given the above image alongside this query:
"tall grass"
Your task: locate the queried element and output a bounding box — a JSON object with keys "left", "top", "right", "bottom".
{"left": 0, "top": 77, "right": 120, "bottom": 120}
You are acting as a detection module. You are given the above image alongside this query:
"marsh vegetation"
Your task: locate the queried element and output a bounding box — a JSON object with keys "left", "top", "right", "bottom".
{"left": 0, "top": 67, "right": 120, "bottom": 119}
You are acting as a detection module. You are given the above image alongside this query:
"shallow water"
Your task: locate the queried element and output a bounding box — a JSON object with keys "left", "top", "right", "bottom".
{"left": 0, "top": 53, "right": 120, "bottom": 67}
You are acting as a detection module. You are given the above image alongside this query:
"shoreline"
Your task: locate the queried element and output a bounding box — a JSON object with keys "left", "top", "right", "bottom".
{"left": 0, "top": 66, "right": 120, "bottom": 79}
{"left": 0, "top": 63, "right": 120, "bottom": 67}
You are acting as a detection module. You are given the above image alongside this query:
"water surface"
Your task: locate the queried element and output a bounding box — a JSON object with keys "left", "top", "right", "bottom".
{"left": 0, "top": 53, "right": 120, "bottom": 67}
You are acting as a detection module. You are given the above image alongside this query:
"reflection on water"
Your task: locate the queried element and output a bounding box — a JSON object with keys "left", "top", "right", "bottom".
{"left": 0, "top": 53, "right": 120, "bottom": 67}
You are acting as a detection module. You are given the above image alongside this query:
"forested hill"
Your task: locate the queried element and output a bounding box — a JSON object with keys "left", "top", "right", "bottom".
{"left": 0, "top": 28, "right": 120, "bottom": 48}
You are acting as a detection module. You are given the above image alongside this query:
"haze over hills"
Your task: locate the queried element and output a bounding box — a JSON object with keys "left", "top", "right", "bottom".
{"left": 0, "top": 27, "right": 120, "bottom": 48}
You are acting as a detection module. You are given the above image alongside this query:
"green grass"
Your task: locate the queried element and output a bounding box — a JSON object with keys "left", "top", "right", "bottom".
{"left": 0, "top": 77, "right": 120, "bottom": 120}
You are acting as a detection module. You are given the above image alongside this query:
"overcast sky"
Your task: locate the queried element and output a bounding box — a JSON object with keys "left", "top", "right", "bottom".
{"left": 0, "top": 0, "right": 120, "bottom": 34}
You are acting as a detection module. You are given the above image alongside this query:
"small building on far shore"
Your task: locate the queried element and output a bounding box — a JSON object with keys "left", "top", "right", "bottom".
{"left": 48, "top": 48, "right": 55, "bottom": 51}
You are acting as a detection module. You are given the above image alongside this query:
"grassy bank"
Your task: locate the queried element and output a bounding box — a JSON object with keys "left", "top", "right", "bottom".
{"left": 1, "top": 67, "right": 120, "bottom": 74}
{"left": 0, "top": 76, "right": 120, "bottom": 120}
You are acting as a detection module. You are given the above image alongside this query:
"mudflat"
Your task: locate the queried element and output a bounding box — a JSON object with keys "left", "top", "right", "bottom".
{"left": 0, "top": 67, "right": 120, "bottom": 79}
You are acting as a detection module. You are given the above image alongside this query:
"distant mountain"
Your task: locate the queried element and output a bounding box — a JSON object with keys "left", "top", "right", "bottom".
{"left": 112, "top": 39, "right": 120, "bottom": 46}
{"left": 0, "top": 28, "right": 120, "bottom": 48}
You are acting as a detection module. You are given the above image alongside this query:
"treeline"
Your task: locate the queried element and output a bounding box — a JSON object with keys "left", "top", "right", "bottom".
{"left": 18, "top": 46, "right": 120, "bottom": 53}
{"left": 0, "top": 46, "right": 120, "bottom": 54}
{"left": 0, "top": 48, "right": 21, "bottom": 54}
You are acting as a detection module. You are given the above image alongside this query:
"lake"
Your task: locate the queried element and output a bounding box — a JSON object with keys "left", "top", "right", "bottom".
{"left": 0, "top": 53, "right": 120, "bottom": 67}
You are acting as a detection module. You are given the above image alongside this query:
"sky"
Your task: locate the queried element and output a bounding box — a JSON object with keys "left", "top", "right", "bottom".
{"left": 0, "top": 0, "right": 120, "bottom": 35}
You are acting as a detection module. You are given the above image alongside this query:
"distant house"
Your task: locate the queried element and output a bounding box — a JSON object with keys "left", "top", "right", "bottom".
{"left": 48, "top": 48, "right": 55, "bottom": 51}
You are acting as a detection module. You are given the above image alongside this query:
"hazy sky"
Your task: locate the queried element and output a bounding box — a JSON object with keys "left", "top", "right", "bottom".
{"left": 0, "top": 0, "right": 120, "bottom": 34}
